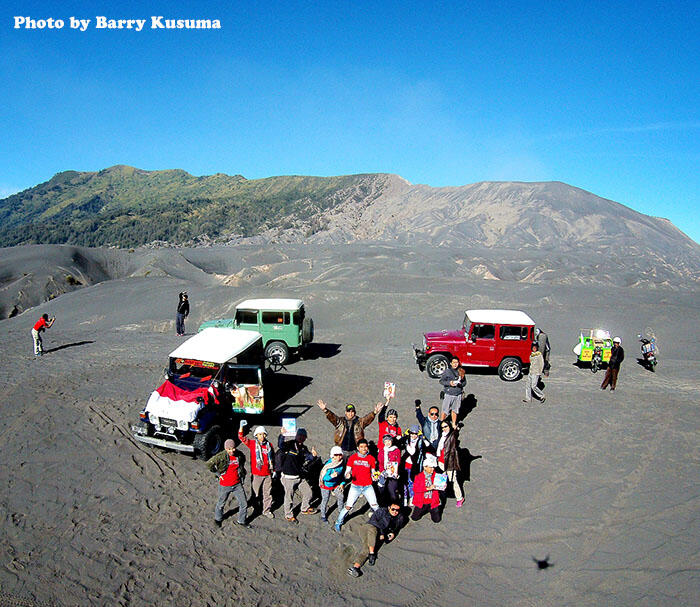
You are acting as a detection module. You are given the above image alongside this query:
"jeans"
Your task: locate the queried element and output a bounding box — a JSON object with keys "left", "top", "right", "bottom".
{"left": 215, "top": 483, "right": 248, "bottom": 524}
{"left": 336, "top": 484, "right": 378, "bottom": 525}
{"left": 320, "top": 486, "right": 345, "bottom": 520}
{"left": 176, "top": 313, "right": 186, "bottom": 335}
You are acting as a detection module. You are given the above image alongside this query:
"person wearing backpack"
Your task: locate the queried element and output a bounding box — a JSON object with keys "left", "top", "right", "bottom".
{"left": 277, "top": 428, "right": 319, "bottom": 523}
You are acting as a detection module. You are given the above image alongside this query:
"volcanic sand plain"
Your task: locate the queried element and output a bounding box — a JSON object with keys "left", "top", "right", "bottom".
{"left": 0, "top": 243, "right": 698, "bottom": 606}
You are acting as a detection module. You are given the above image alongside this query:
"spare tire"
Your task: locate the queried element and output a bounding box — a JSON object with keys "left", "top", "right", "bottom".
{"left": 302, "top": 317, "right": 314, "bottom": 343}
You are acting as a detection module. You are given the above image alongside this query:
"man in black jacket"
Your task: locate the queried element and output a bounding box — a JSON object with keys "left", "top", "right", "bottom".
{"left": 347, "top": 501, "right": 406, "bottom": 577}
{"left": 176, "top": 291, "right": 189, "bottom": 336}
{"left": 277, "top": 429, "right": 319, "bottom": 522}
{"left": 601, "top": 336, "right": 625, "bottom": 391}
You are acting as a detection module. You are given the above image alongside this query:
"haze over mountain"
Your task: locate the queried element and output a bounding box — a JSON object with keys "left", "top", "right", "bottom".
{"left": 1, "top": 165, "right": 699, "bottom": 319}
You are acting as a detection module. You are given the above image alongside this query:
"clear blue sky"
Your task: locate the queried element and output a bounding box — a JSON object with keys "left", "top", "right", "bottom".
{"left": 2, "top": 0, "right": 698, "bottom": 243}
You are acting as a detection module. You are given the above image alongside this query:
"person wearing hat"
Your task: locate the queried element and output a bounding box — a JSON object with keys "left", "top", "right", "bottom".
{"left": 410, "top": 454, "right": 442, "bottom": 523}
{"left": 400, "top": 425, "right": 426, "bottom": 506}
{"left": 277, "top": 428, "right": 319, "bottom": 522}
{"left": 523, "top": 342, "right": 546, "bottom": 403}
{"left": 601, "top": 336, "right": 625, "bottom": 391}
{"left": 317, "top": 399, "right": 384, "bottom": 460}
{"left": 319, "top": 446, "right": 346, "bottom": 522}
{"left": 377, "top": 401, "right": 402, "bottom": 445}
{"left": 176, "top": 291, "right": 189, "bottom": 336}
{"left": 206, "top": 438, "right": 250, "bottom": 528}
{"left": 377, "top": 435, "right": 402, "bottom": 505}
{"left": 346, "top": 500, "right": 406, "bottom": 578}
{"left": 238, "top": 421, "right": 275, "bottom": 519}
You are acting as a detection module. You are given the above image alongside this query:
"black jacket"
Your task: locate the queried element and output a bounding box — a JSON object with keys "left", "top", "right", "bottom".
{"left": 277, "top": 435, "right": 317, "bottom": 477}
{"left": 368, "top": 507, "right": 405, "bottom": 533}
{"left": 177, "top": 298, "right": 190, "bottom": 316}
{"left": 609, "top": 345, "right": 625, "bottom": 369}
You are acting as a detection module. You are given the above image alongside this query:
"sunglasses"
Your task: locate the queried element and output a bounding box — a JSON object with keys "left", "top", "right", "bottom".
{"left": 441, "top": 425, "right": 450, "bottom": 428}
{"left": 389, "top": 507, "right": 400, "bottom": 512}
{"left": 429, "top": 412, "right": 439, "bottom": 417}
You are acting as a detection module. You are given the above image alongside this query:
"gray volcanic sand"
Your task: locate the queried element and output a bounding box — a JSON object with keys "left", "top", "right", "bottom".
{"left": 0, "top": 244, "right": 698, "bottom": 606}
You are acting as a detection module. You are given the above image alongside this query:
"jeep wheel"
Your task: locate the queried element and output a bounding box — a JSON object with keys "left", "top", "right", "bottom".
{"left": 498, "top": 357, "right": 522, "bottom": 381}
{"left": 302, "top": 317, "right": 314, "bottom": 343}
{"left": 426, "top": 354, "right": 449, "bottom": 379}
{"left": 265, "top": 341, "right": 289, "bottom": 365}
{"left": 193, "top": 425, "right": 223, "bottom": 460}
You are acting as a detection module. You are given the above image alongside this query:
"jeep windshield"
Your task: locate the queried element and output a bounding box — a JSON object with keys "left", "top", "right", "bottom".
{"left": 170, "top": 357, "right": 221, "bottom": 381}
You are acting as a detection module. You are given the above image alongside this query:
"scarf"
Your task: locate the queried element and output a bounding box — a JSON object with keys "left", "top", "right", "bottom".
{"left": 255, "top": 439, "right": 267, "bottom": 469}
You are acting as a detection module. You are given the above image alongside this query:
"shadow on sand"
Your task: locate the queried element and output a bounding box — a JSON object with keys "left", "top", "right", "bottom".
{"left": 44, "top": 340, "right": 95, "bottom": 353}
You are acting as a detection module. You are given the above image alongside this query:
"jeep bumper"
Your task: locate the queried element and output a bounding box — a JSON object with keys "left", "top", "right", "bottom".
{"left": 412, "top": 345, "right": 427, "bottom": 371}
{"left": 131, "top": 424, "right": 195, "bottom": 453}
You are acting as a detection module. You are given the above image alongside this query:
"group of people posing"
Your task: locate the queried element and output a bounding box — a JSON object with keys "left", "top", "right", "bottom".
{"left": 207, "top": 382, "right": 471, "bottom": 578}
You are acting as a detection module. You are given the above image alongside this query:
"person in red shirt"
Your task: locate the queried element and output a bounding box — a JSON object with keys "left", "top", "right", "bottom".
{"left": 377, "top": 406, "right": 402, "bottom": 445}
{"left": 238, "top": 422, "right": 275, "bottom": 519}
{"left": 207, "top": 439, "right": 250, "bottom": 528}
{"left": 32, "top": 313, "right": 55, "bottom": 356}
{"left": 334, "top": 439, "right": 379, "bottom": 532}
{"left": 410, "top": 455, "right": 442, "bottom": 523}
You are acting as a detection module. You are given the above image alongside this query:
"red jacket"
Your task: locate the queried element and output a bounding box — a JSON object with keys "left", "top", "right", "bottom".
{"left": 378, "top": 421, "right": 402, "bottom": 443}
{"left": 412, "top": 471, "right": 441, "bottom": 508}
{"left": 238, "top": 430, "right": 273, "bottom": 476}
{"left": 378, "top": 445, "right": 401, "bottom": 476}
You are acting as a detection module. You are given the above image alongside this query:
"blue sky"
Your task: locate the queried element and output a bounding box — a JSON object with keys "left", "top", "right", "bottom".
{"left": 2, "top": 0, "right": 698, "bottom": 243}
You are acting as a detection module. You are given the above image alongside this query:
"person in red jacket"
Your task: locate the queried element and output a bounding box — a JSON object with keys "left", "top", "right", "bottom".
{"left": 32, "top": 313, "right": 55, "bottom": 356}
{"left": 377, "top": 405, "right": 402, "bottom": 445}
{"left": 206, "top": 439, "right": 250, "bottom": 528}
{"left": 238, "top": 421, "right": 275, "bottom": 519}
{"left": 377, "top": 434, "right": 401, "bottom": 505}
{"left": 410, "top": 455, "right": 442, "bottom": 523}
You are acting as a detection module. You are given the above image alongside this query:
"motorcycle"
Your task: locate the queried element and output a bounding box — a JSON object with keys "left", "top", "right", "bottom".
{"left": 638, "top": 334, "right": 658, "bottom": 372}
{"left": 591, "top": 345, "right": 603, "bottom": 373}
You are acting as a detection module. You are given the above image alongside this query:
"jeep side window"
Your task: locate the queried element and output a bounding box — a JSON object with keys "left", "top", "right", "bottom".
{"left": 236, "top": 310, "right": 257, "bottom": 325}
{"left": 500, "top": 326, "right": 528, "bottom": 340}
{"left": 473, "top": 324, "right": 495, "bottom": 340}
{"left": 262, "top": 311, "right": 286, "bottom": 324}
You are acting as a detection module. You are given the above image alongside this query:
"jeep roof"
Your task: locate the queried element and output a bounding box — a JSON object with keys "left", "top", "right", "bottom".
{"left": 465, "top": 309, "right": 535, "bottom": 326}
{"left": 169, "top": 328, "right": 262, "bottom": 363}
{"left": 236, "top": 298, "right": 303, "bottom": 311}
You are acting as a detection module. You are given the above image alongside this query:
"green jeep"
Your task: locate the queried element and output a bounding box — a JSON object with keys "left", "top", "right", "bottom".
{"left": 199, "top": 298, "right": 314, "bottom": 365}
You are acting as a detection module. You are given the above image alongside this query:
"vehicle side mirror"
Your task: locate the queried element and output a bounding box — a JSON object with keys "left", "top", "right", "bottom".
{"left": 471, "top": 334, "right": 477, "bottom": 343}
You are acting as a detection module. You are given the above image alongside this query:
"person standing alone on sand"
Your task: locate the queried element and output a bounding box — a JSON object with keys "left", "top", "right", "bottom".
{"left": 439, "top": 357, "right": 465, "bottom": 427}
{"left": 176, "top": 291, "right": 189, "bottom": 336}
{"left": 601, "top": 337, "right": 625, "bottom": 391}
{"left": 523, "top": 342, "right": 546, "bottom": 403}
{"left": 32, "top": 313, "right": 55, "bottom": 357}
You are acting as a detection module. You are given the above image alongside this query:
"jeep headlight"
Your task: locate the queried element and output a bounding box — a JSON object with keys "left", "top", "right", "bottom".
{"left": 178, "top": 419, "right": 188, "bottom": 430}
{"left": 149, "top": 414, "right": 159, "bottom": 426}
{"left": 422, "top": 336, "right": 427, "bottom": 351}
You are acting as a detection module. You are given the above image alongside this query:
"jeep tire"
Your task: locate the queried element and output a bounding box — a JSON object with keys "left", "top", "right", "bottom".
{"left": 498, "top": 357, "right": 522, "bottom": 381}
{"left": 265, "top": 341, "right": 289, "bottom": 365}
{"left": 426, "top": 354, "right": 450, "bottom": 379}
{"left": 302, "top": 317, "right": 314, "bottom": 343}
{"left": 194, "top": 424, "right": 223, "bottom": 460}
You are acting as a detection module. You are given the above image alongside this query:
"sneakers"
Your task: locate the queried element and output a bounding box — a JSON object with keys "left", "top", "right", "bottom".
{"left": 368, "top": 553, "right": 376, "bottom": 566}
{"left": 214, "top": 519, "right": 222, "bottom": 528}
{"left": 346, "top": 566, "right": 361, "bottom": 578}
{"left": 456, "top": 498, "right": 464, "bottom": 508}
{"left": 334, "top": 522, "right": 342, "bottom": 533}
{"left": 522, "top": 399, "right": 529, "bottom": 403}
{"left": 235, "top": 521, "right": 252, "bottom": 528}
{"left": 285, "top": 516, "right": 298, "bottom": 524}
{"left": 301, "top": 508, "right": 318, "bottom": 515}
{"left": 262, "top": 511, "right": 274, "bottom": 519}
{"left": 540, "top": 397, "right": 546, "bottom": 403}
{"left": 320, "top": 516, "right": 328, "bottom": 523}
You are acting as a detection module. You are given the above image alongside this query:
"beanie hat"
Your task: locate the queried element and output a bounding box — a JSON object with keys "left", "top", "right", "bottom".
{"left": 387, "top": 409, "right": 398, "bottom": 417}
{"left": 224, "top": 439, "right": 235, "bottom": 449}
{"left": 330, "top": 446, "right": 343, "bottom": 457}
{"left": 296, "top": 428, "right": 307, "bottom": 439}
{"left": 423, "top": 455, "right": 438, "bottom": 468}
{"left": 253, "top": 426, "right": 267, "bottom": 436}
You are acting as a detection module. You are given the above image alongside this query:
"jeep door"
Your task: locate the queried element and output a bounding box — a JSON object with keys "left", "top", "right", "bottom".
{"left": 465, "top": 323, "right": 497, "bottom": 366}
{"left": 235, "top": 308, "right": 260, "bottom": 334}
{"left": 261, "top": 310, "right": 299, "bottom": 348}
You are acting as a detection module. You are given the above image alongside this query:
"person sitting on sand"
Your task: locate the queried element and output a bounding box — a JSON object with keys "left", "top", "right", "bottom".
{"left": 317, "top": 399, "right": 383, "bottom": 459}
{"left": 334, "top": 439, "right": 379, "bottom": 532}
{"left": 238, "top": 422, "right": 275, "bottom": 519}
{"left": 410, "top": 455, "right": 442, "bottom": 523}
{"left": 319, "top": 446, "right": 346, "bottom": 523}
{"left": 31, "top": 313, "right": 55, "bottom": 357}
{"left": 277, "top": 428, "right": 319, "bottom": 523}
{"left": 347, "top": 501, "right": 406, "bottom": 578}
{"left": 207, "top": 439, "right": 251, "bottom": 528}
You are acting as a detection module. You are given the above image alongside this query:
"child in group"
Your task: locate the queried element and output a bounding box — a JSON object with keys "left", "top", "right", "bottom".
{"left": 319, "top": 446, "right": 346, "bottom": 522}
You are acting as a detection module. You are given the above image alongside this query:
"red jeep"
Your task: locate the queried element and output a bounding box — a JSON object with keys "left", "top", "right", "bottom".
{"left": 413, "top": 309, "right": 536, "bottom": 381}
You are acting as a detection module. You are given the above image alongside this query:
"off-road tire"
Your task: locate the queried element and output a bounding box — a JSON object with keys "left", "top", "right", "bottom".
{"left": 265, "top": 341, "right": 289, "bottom": 365}
{"left": 498, "top": 357, "right": 522, "bottom": 381}
{"left": 302, "top": 317, "right": 314, "bottom": 343}
{"left": 426, "top": 354, "right": 450, "bottom": 379}
{"left": 194, "top": 425, "right": 223, "bottom": 460}
{"left": 591, "top": 359, "right": 599, "bottom": 373}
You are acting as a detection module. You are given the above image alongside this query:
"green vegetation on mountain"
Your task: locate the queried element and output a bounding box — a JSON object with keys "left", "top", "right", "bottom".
{"left": 0, "top": 165, "right": 384, "bottom": 247}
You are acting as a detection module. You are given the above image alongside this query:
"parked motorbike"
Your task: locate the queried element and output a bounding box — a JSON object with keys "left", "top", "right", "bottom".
{"left": 638, "top": 334, "right": 658, "bottom": 372}
{"left": 591, "top": 345, "right": 603, "bottom": 373}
